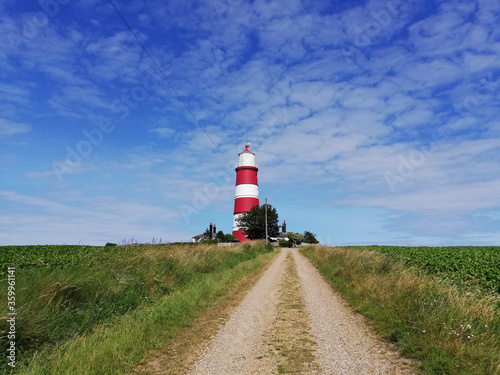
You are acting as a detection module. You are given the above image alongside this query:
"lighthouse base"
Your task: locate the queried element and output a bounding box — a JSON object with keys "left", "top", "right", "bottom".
{"left": 233, "top": 230, "right": 249, "bottom": 242}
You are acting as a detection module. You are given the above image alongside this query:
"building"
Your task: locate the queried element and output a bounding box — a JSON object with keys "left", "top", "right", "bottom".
{"left": 191, "top": 223, "right": 217, "bottom": 242}
{"left": 270, "top": 221, "right": 289, "bottom": 242}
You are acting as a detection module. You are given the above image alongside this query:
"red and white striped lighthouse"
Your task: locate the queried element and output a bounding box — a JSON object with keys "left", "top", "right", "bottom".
{"left": 233, "top": 143, "right": 259, "bottom": 242}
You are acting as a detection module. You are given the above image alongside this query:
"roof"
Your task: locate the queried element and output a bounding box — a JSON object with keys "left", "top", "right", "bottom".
{"left": 241, "top": 144, "right": 252, "bottom": 153}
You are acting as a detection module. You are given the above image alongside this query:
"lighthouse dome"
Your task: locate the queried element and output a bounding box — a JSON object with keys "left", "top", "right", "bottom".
{"left": 238, "top": 145, "right": 256, "bottom": 167}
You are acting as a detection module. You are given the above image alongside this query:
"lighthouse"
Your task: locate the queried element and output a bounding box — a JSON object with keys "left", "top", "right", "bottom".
{"left": 233, "top": 143, "right": 259, "bottom": 242}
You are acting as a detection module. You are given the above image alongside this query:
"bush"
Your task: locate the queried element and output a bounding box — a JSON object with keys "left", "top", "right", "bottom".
{"left": 303, "top": 231, "right": 319, "bottom": 244}
{"left": 287, "top": 233, "right": 304, "bottom": 246}
{"left": 224, "top": 234, "right": 238, "bottom": 242}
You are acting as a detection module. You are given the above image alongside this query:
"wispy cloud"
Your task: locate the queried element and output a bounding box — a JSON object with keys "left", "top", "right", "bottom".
{"left": 0, "top": 118, "right": 31, "bottom": 137}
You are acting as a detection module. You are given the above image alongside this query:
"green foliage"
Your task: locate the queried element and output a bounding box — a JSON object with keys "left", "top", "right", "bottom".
{"left": 0, "top": 245, "right": 115, "bottom": 276}
{"left": 287, "top": 232, "right": 304, "bottom": 246}
{"left": 203, "top": 228, "right": 213, "bottom": 238}
{"left": 279, "top": 240, "right": 293, "bottom": 248}
{"left": 215, "top": 230, "right": 225, "bottom": 242}
{"left": 105, "top": 242, "right": 117, "bottom": 247}
{"left": 224, "top": 234, "right": 238, "bottom": 242}
{"left": 303, "top": 231, "right": 319, "bottom": 244}
{"left": 344, "top": 245, "right": 500, "bottom": 293}
{"left": 236, "top": 203, "right": 279, "bottom": 240}
{"left": 200, "top": 239, "right": 218, "bottom": 244}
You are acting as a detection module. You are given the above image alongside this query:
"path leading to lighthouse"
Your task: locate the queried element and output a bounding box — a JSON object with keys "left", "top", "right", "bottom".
{"left": 188, "top": 248, "right": 418, "bottom": 374}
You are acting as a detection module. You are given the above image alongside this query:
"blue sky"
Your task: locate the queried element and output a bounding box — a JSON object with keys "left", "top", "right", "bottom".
{"left": 1, "top": 0, "right": 499, "bottom": 246}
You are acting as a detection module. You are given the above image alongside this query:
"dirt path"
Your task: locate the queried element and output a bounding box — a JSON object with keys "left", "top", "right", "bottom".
{"left": 188, "top": 248, "right": 417, "bottom": 374}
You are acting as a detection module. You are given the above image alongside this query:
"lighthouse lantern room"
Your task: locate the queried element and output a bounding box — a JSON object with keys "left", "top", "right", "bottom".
{"left": 232, "top": 143, "right": 259, "bottom": 242}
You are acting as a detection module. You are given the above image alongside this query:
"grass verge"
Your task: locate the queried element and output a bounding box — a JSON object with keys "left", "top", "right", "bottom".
{"left": 301, "top": 245, "right": 500, "bottom": 375}
{"left": 0, "top": 242, "right": 275, "bottom": 374}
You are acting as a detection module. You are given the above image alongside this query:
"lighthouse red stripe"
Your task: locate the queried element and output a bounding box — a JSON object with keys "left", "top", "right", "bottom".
{"left": 235, "top": 168, "right": 258, "bottom": 185}
{"left": 233, "top": 197, "right": 259, "bottom": 214}
{"left": 233, "top": 230, "right": 249, "bottom": 242}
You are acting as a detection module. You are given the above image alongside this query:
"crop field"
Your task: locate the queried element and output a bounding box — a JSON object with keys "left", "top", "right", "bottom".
{"left": 0, "top": 245, "right": 114, "bottom": 276}
{"left": 0, "top": 243, "right": 194, "bottom": 276}
{"left": 342, "top": 245, "right": 500, "bottom": 293}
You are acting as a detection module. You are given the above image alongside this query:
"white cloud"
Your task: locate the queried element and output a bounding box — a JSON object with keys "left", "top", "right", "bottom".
{"left": 0, "top": 189, "right": 184, "bottom": 245}
{"left": 358, "top": 179, "right": 500, "bottom": 212}
{"left": 151, "top": 127, "right": 175, "bottom": 138}
{"left": 0, "top": 118, "right": 31, "bottom": 137}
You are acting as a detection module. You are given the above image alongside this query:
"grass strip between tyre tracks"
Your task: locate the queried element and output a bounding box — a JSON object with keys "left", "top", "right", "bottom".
{"left": 260, "top": 251, "right": 320, "bottom": 374}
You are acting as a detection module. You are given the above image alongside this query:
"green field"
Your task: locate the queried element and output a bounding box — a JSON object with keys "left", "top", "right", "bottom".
{"left": 342, "top": 246, "right": 500, "bottom": 293}
{"left": 0, "top": 245, "right": 116, "bottom": 276}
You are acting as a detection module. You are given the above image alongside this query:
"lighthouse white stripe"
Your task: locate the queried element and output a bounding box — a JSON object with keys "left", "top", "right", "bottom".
{"left": 234, "top": 184, "right": 259, "bottom": 199}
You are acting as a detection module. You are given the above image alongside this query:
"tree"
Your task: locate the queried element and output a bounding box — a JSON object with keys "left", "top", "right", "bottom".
{"left": 303, "top": 231, "right": 319, "bottom": 244}
{"left": 203, "top": 228, "right": 212, "bottom": 239}
{"left": 287, "top": 232, "right": 304, "bottom": 247}
{"left": 236, "top": 204, "right": 279, "bottom": 240}
{"left": 215, "top": 230, "right": 225, "bottom": 242}
{"left": 224, "top": 233, "right": 238, "bottom": 242}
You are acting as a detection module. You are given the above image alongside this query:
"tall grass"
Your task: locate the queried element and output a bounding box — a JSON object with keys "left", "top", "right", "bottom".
{"left": 0, "top": 242, "right": 275, "bottom": 374}
{"left": 301, "top": 245, "right": 500, "bottom": 374}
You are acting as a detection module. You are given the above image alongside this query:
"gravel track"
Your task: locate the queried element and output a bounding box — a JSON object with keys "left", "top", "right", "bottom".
{"left": 188, "top": 248, "right": 288, "bottom": 374}
{"left": 189, "top": 248, "right": 417, "bottom": 374}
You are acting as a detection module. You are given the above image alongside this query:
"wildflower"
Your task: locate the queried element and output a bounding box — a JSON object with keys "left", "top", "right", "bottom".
{"left": 422, "top": 330, "right": 426, "bottom": 333}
